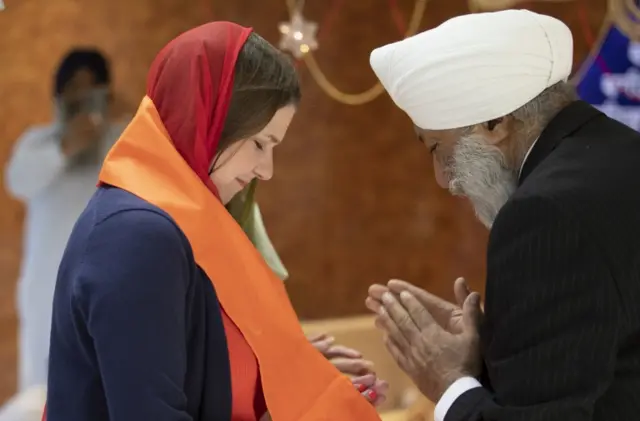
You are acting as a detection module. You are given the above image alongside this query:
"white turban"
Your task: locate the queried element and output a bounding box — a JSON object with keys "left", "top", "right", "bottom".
{"left": 369, "top": 9, "right": 573, "bottom": 130}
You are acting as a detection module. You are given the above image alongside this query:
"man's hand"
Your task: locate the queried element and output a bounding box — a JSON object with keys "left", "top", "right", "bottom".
{"left": 366, "top": 279, "right": 483, "bottom": 402}
{"left": 60, "top": 112, "right": 103, "bottom": 157}
{"left": 366, "top": 278, "right": 472, "bottom": 333}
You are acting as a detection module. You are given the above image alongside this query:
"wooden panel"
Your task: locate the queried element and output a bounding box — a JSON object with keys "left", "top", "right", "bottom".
{"left": 0, "top": 0, "right": 608, "bottom": 405}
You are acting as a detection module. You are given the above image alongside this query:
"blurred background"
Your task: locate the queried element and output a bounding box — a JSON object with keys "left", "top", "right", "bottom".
{"left": 0, "top": 0, "right": 635, "bottom": 417}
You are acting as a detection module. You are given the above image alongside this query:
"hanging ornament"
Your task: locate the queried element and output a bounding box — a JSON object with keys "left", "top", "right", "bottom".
{"left": 282, "top": 0, "right": 427, "bottom": 105}
{"left": 610, "top": 0, "right": 640, "bottom": 42}
{"left": 278, "top": 7, "right": 318, "bottom": 59}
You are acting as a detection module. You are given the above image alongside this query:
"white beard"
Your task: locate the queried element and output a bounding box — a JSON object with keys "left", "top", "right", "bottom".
{"left": 448, "top": 134, "right": 517, "bottom": 229}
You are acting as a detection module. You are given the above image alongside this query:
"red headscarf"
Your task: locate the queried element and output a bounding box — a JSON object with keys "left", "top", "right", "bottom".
{"left": 146, "top": 22, "right": 253, "bottom": 197}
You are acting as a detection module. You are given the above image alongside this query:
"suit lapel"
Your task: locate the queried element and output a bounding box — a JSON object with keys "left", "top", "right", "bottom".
{"left": 519, "top": 101, "right": 603, "bottom": 185}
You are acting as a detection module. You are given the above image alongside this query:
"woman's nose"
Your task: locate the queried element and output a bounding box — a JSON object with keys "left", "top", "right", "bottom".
{"left": 255, "top": 154, "right": 273, "bottom": 181}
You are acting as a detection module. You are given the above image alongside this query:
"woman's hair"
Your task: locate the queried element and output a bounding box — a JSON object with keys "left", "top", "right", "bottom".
{"left": 219, "top": 32, "right": 301, "bottom": 226}
{"left": 219, "top": 32, "right": 301, "bottom": 152}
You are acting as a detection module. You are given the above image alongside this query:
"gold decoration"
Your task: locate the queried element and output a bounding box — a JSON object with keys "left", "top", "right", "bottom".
{"left": 278, "top": 8, "right": 319, "bottom": 59}
{"left": 284, "top": 0, "right": 428, "bottom": 106}
{"left": 468, "top": 0, "right": 575, "bottom": 12}
{"left": 609, "top": 0, "right": 640, "bottom": 42}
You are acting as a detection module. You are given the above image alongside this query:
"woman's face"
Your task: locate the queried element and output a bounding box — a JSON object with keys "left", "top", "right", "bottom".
{"left": 210, "top": 105, "right": 297, "bottom": 204}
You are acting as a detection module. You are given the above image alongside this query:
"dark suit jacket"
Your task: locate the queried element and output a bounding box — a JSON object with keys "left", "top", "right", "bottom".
{"left": 446, "top": 101, "right": 640, "bottom": 421}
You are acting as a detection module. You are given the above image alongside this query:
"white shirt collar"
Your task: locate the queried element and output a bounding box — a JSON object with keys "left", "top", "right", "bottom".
{"left": 518, "top": 137, "right": 539, "bottom": 179}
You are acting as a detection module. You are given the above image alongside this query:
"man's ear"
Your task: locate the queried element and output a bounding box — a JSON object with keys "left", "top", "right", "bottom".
{"left": 476, "top": 115, "right": 513, "bottom": 146}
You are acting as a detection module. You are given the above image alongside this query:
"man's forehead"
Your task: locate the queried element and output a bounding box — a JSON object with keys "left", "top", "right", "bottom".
{"left": 414, "top": 125, "right": 461, "bottom": 142}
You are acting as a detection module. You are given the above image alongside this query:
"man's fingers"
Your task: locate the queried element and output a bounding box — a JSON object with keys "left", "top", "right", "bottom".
{"left": 380, "top": 292, "right": 422, "bottom": 343}
{"left": 453, "top": 277, "right": 471, "bottom": 307}
{"left": 331, "top": 358, "right": 374, "bottom": 376}
{"left": 398, "top": 290, "right": 438, "bottom": 331}
{"left": 387, "top": 279, "right": 421, "bottom": 295}
{"left": 387, "top": 280, "right": 461, "bottom": 332}
{"left": 388, "top": 279, "right": 458, "bottom": 316}
{"left": 365, "top": 297, "right": 382, "bottom": 314}
{"left": 375, "top": 306, "right": 412, "bottom": 352}
{"left": 462, "top": 292, "right": 483, "bottom": 332}
{"left": 368, "top": 284, "right": 389, "bottom": 301}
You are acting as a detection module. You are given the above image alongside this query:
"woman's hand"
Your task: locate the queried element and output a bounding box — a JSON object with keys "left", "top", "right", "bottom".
{"left": 353, "top": 373, "right": 389, "bottom": 407}
{"left": 259, "top": 411, "right": 271, "bottom": 421}
{"left": 307, "top": 333, "right": 374, "bottom": 376}
{"left": 308, "top": 333, "right": 388, "bottom": 406}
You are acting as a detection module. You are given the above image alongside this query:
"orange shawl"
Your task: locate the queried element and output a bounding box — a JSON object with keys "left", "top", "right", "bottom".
{"left": 97, "top": 97, "right": 382, "bottom": 421}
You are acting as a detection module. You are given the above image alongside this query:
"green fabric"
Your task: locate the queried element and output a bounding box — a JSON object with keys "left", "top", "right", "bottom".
{"left": 226, "top": 185, "right": 289, "bottom": 281}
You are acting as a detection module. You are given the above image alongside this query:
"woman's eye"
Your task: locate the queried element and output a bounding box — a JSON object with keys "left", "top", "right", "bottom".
{"left": 253, "top": 140, "right": 264, "bottom": 151}
{"left": 429, "top": 144, "right": 438, "bottom": 154}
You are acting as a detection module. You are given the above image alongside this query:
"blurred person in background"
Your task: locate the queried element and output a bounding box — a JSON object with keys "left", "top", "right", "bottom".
{"left": 4, "top": 48, "right": 125, "bottom": 395}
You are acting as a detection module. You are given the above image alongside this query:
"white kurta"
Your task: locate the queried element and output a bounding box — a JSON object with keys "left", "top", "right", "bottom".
{"left": 5, "top": 122, "right": 125, "bottom": 391}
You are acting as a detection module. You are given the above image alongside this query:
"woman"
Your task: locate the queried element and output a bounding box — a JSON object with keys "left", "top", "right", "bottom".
{"left": 45, "top": 22, "right": 385, "bottom": 421}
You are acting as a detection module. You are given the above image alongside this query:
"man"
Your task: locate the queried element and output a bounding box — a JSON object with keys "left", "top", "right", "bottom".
{"left": 5, "top": 48, "right": 125, "bottom": 394}
{"left": 366, "top": 9, "right": 640, "bottom": 421}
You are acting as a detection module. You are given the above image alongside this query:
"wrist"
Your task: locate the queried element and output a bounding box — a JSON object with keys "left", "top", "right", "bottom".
{"left": 434, "top": 377, "right": 483, "bottom": 421}
{"left": 437, "top": 371, "right": 469, "bottom": 401}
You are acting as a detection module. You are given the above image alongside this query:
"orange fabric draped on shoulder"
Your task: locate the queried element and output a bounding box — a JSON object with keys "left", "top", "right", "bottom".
{"left": 97, "top": 96, "right": 382, "bottom": 421}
